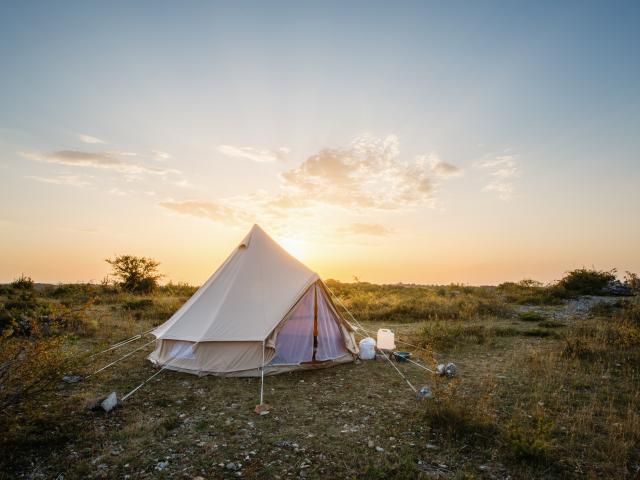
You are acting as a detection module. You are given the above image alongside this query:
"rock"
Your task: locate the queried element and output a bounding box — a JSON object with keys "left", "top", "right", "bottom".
{"left": 375, "top": 446, "right": 385, "bottom": 453}
{"left": 425, "top": 443, "right": 439, "bottom": 450}
{"left": 155, "top": 461, "right": 169, "bottom": 471}
{"left": 226, "top": 462, "right": 240, "bottom": 471}
{"left": 100, "top": 392, "right": 118, "bottom": 412}
{"left": 62, "top": 375, "right": 83, "bottom": 383}
{"left": 275, "top": 440, "right": 296, "bottom": 449}
{"left": 603, "top": 279, "right": 633, "bottom": 296}
{"left": 436, "top": 364, "right": 446, "bottom": 375}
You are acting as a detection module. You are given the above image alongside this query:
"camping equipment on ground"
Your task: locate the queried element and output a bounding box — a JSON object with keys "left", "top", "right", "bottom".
{"left": 148, "top": 224, "right": 358, "bottom": 377}
{"left": 416, "top": 386, "right": 433, "bottom": 399}
{"left": 393, "top": 351, "right": 411, "bottom": 362}
{"left": 436, "top": 362, "right": 458, "bottom": 377}
{"left": 358, "top": 337, "right": 376, "bottom": 360}
{"left": 376, "top": 328, "right": 396, "bottom": 350}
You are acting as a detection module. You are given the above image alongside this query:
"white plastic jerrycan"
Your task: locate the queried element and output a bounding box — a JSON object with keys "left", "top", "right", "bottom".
{"left": 376, "top": 328, "right": 395, "bottom": 350}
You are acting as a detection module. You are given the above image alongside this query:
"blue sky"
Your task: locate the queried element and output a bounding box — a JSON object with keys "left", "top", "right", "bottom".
{"left": 1, "top": 1, "right": 639, "bottom": 284}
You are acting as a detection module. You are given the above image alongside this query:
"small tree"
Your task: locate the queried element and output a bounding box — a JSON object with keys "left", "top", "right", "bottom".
{"left": 105, "top": 255, "right": 162, "bottom": 294}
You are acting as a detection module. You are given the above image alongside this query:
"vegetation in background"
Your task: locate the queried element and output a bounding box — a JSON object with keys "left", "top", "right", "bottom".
{"left": 325, "top": 280, "right": 513, "bottom": 323}
{"left": 0, "top": 267, "right": 638, "bottom": 478}
{"left": 518, "top": 311, "right": 547, "bottom": 322}
{"left": 105, "top": 255, "right": 163, "bottom": 294}
{"left": 497, "top": 279, "right": 569, "bottom": 305}
{"left": 557, "top": 268, "right": 617, "bottom": 295}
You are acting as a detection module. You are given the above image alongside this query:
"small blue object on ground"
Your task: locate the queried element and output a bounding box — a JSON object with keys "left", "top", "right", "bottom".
{"left": 393, "top": 351, "right": 411, "bottom": 362}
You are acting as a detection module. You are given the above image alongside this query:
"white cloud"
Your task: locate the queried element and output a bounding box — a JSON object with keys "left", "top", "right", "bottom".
{"left": 20, "top": 150, "right": 180, "bottom": 176}
{"left": 25, "top": 174, "right": 93, "bottom": 188}
{"left": 475, "top": 154, "right": 520, "bottom": 201}
{"left": 337, "top": 223, "right": 393, "bottom": 236}
{"left": 152, "top": 150, "right": 171, "bottom": 161}
{"left": 159, "top": 199, "right": 248, "bottom": 225}
{"left": 160, "top": 134, "right": 462, "bottom": 229}
{"left": 217, "top": 144, "right": 290, "bottom": 163}
{"left": 78, "top": 133, "right": 105, "bottom": 144}
{"left": 279, "top": 134, "right": 459, "bottom": 210}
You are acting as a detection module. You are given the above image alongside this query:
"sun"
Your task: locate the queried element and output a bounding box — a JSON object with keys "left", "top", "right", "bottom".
{"left": 277, "top": 236, "right": 308, "bottom": 262}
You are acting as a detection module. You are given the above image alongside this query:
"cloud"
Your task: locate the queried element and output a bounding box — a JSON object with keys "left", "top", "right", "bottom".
{"left": 78, "top": 133, "right": 105, "bottom": 144}
{"left": 20, "top": 150, "right": 180, "bottom": 176}
{"left": 159, "top": 200, "right": 248, "bottom": 225}
{"left": 160, "top": 134, "right": 462, "bottom": 232}
{"left": 217, "top": 145, "right": 290, "bottom": 163}
{"left": 25, "top": 174, "right": 93, "bottom": 188}
{"left": 279, "top": 134, "right": 459, "bottom": 210}
{"left": 476, "top": 154, "right": 520, "bottom": 201}
{"left": 152, "top": 150, "right": 171, "bottom": 161}
{"left": 337, "top": 223, "right": 393, "bottom": 236}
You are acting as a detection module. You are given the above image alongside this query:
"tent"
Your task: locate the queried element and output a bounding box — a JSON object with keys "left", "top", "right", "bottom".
{"left": 148, "top": 224, "right": 358, "bottom": 376}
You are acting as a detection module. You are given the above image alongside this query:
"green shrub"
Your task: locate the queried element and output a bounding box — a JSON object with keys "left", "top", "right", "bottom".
{"left": 160, "top": 415, "right": 182, "bottom": 432}
{"left": 538, "top": 320, "right": 564, "bottom": 328}
{"left": 522, "top": 328, "right": 557, "bottom": 338}
{"left": 562, "top": 304, "right": 640, "bottom": 360}
{"left": 503, "top": 415, "right": 555, "bottom": 464}
{"left": 558, "top": 268, "right": 616, "bottom": 295}
{"left": 421, "top": 381, "right": 497, "bottom": 444}
{"left": 123, "top": 299, "right": 154, "bottom": 311}
{"left": 10, "top": 275, "right": 34, "bottom": 290}
{"left": 497, "top": 280, "right": 567, "bottom": 305}
{"left": 518, "top": 311, "right": 547, "bottom": 322}
{"left": 588, "top": 300, "right": 625, "bottom": 317}
{"left": 324, "top": 280, "right": 512, "bottom": 323}
{"left": 421, "top": 322, "right": 519, "bottom": 349}
{"left": 160, "top": 282, "right": 198, "bottom": 297}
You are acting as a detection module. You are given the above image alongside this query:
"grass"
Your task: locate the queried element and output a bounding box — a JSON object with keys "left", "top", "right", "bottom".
{"left": 518, "top": 311, "right": 547, "bottom": 322}
{"left": 1, "top": 279, "right": 639, "bottom": 478}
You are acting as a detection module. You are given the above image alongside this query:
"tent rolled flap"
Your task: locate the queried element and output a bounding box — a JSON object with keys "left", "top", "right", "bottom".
{"left": 148, "top": 224, "right": 358, "bottom": 376}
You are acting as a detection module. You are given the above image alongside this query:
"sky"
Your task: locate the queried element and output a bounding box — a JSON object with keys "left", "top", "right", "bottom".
{"left": 0, "top": 1, "right": 639, "bottom": 286}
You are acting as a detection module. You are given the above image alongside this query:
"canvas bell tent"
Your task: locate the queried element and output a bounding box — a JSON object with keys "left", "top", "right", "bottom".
{"left": 149, "top": 225, "right": 358, "bottom": 376}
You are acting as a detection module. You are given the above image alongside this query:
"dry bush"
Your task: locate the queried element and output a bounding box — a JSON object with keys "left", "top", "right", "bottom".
{"left": 497, "top": 279, "right": 568, "bottom": 305}
{"left": 419, "top": 321, "right": 520, "bottom": 349}
{"left": 325, "top": 280, "right": 513, "bottom": 323}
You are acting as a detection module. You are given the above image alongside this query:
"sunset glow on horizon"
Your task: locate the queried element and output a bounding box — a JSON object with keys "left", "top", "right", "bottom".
{"left": 1, "top": 2, "right": 639, "bottom": 286}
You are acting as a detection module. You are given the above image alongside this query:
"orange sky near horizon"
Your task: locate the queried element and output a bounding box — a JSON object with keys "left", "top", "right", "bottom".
{"left": 1, "top": 3, "right": 639, "bottom": 287}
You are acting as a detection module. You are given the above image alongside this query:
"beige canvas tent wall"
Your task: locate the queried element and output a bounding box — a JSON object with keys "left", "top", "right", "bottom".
{"left": 149, "top": 225, "right": 358, "bottom": 376}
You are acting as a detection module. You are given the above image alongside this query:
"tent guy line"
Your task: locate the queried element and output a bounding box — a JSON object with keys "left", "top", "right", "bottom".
{"left": 89, "top": 328, "right": 156, "bottom": 358}
{"left": 87, "top": 339, "right": 156, "bottom": 378}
